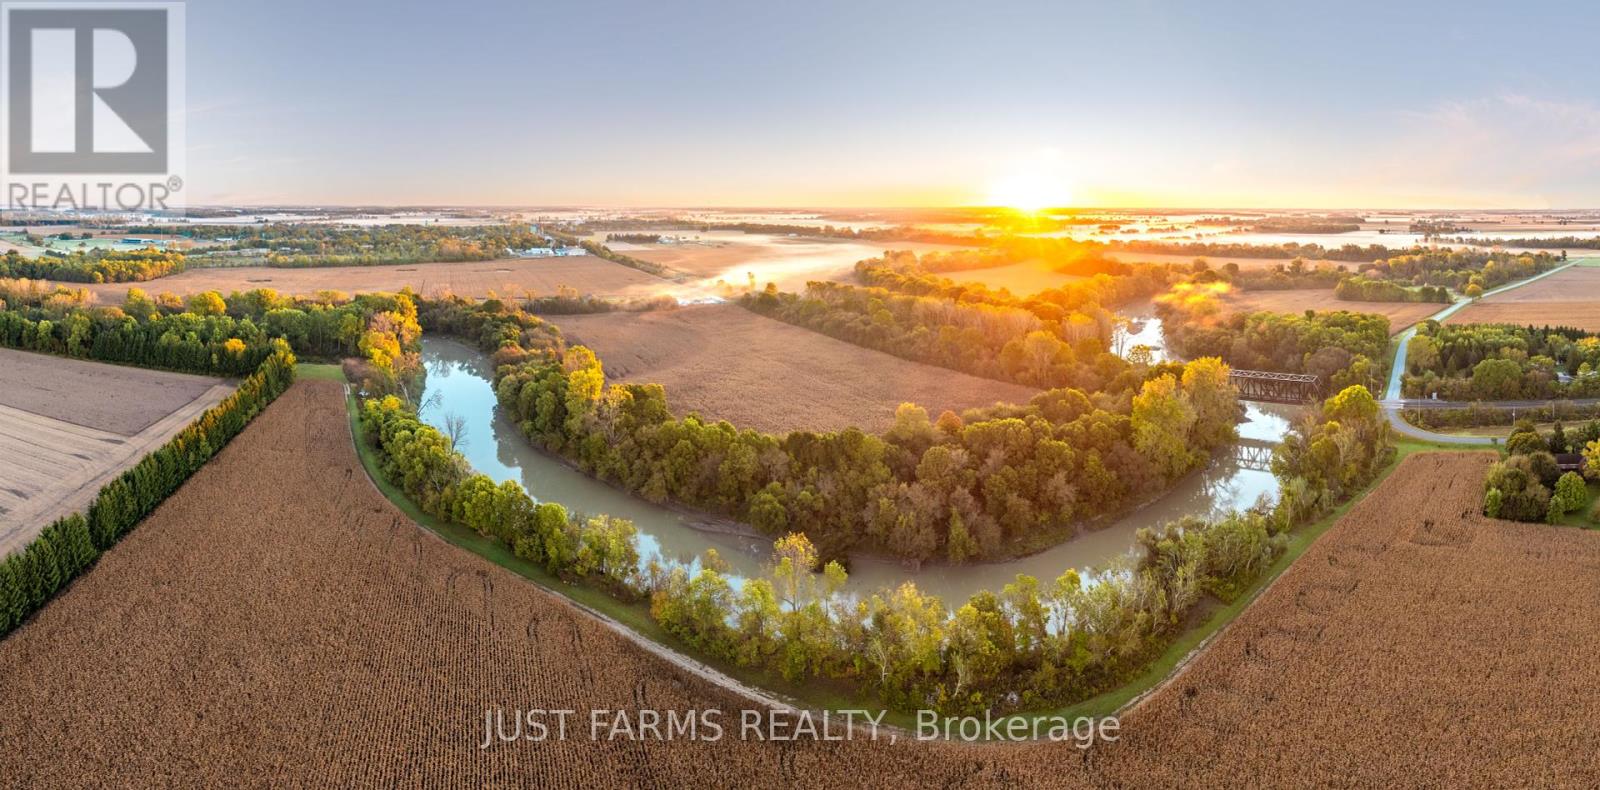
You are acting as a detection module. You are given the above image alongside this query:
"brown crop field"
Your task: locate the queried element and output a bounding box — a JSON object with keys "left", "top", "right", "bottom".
{"left": 1225, "top": 288, "right": 1441, "bottom": 333}
{"left": 1446, "top": 264, "right": 1600, "bottom": 331}
{"left": 932, "top": 259, "right": 1087, "bottom": 296}
{"left": 55, "top": 255, "right": 665, "bottom": 304}
{"left": 620, "top": 231, "right": 968, "bottom": 291}
{"left": 544, "top": 304, "right": 1039, "bottom": 433}
{"left": 2, "top": 386, "right": 1598, "bottom": 785}
{"left": 1080, "top": 451, "right": 1600, "bottom": 785}
{"left": 0, "top": 349, "right": 232, "bottom": 556}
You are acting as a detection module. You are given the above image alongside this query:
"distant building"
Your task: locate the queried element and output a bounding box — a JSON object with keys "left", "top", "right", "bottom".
{"left": 508, "top": 246, "right": 585, "bottom": 258}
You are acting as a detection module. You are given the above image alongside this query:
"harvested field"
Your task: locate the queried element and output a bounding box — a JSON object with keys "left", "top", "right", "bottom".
{"left": 0, "top": 348, "right": 219, "bottom": 435}
{"left": 4, "top": 389, "right": 1598, "bottom": 785}
{"left": 621, "top": 231, "right": 967, "bottom": 291}
{"left": 1082, "top": 451, "right": 1600, "bottom": 785}
{"left": 544, "top": 304, "right": 1039, "bottom": 433}
{"left": 932, "top": 259, "right": 1086, "bottom": 296}
{"left": 0, "top": 350, "right": 233, "bottom": 556}
{"left": 54, "top": 256, "right": 664, "bottom": 304}
{"left": 1225, "top": 289, "right": 1441, "bottom": 333}
{"left": 1446, "top": 264, "right": 1600, "bottom": 331}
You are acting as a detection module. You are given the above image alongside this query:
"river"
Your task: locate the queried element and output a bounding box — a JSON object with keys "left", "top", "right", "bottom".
{"left": 416, "top": 335, "right": 1299, "bottom": 604}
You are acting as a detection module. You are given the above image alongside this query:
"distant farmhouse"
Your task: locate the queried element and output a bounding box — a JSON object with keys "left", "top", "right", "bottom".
{"left": 508, "top": 246, "right": 586, "bottom": 258}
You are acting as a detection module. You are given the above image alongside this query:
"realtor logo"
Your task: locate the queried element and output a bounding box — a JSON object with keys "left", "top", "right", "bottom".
{"left": 1, "top": 2, "right": 185, "bottom": 210}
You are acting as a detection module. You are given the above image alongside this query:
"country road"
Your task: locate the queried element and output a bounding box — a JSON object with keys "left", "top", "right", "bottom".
{"left": 1380, "top": 258, "right": 1591, "bottom": 445}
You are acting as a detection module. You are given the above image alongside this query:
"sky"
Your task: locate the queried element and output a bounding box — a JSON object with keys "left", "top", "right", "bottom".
{"left": 182, "top": 0, "right": 1600, "bottom": 208}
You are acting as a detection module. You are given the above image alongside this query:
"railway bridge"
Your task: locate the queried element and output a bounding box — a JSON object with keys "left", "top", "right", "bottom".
{"left": 1229, "top": 369, "right": 1319, "bottom": 404}
{"left": 1233, "top": 438, "right": 1279, "bottom": 472}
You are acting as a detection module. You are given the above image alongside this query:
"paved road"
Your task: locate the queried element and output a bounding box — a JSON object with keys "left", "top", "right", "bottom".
{"left": 1385, "top": 396, "right": 1600, "bottom": 411}
{"left": 1380, "top": 259, "right": 1589, "bottom": 445}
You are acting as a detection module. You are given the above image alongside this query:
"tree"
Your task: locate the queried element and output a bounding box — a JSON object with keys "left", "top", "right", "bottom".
{"left": 1471, "top": 358, "right": 1523, "bottom": 400}
{"left": 1406, "top": 334, "right": 1440, "bottom": 374}
{"left": 1132, "top": 374, "right": 1197, "bottom": 479}
{"left": 768, "top": 532, "right": 819, "bottom": 610}
{"left": 1324, "top": 384, "right": 1379, "bottom": 425}
{"left": 1506, "top": 425, "right": 1547, "bottom": 457}
{"left": 1584, "top": 439, "right": 1600, "bottom": 482}
{"left": 1180, "top": 357, "right": 1238, "bottom": 449}
{"left": 1549, "top": 472, "right": 1588, "bottom": 522}
{"left": 946, "top": 511, "right": 977, "bottom": 563}
{"left": 187, "top": 290, "right": 227, "bottom": 316}
{"left": 440, "top": 411, "right": 468, "bottom": 449}
{"left": 1550, "top": 421, "right": 1569, "bottom": 454}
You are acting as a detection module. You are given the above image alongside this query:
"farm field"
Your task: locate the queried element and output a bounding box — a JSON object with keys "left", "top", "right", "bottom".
{"left": 543, "top": 304, "right": 1039, "bottom": 433}
{"left": 619, "top": 231, "right": 968, "bottom": 291}
{"left": 4, "top": 387, "right": 1597, "bottom": 784}
{"left": 0, "top": 349, "right": 233, "bottom": 556}
{"left": 1446, "top": 264, "right": 1600, "bottom": 331}
{"left": 51, "top": 256, "right": 665, "bottom": 304}
{"left": 0, "top": 379, "right": 1039, "bottom": 785}
{"left": 1225, "top": 288, "right": 1441, "bottom": 333}
{"left": 931, "top": 259, "right": 1087, "bottom": 296}
{"left": 1080, "top": 451, "right": 1600, "bottom": 785}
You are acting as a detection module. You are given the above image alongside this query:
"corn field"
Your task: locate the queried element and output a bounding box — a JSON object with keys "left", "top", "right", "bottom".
{"left": 2, "top": 387, "right": 1596, "bottom": 786}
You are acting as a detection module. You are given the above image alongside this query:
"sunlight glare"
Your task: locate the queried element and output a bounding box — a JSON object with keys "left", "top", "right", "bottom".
{"left": 985, "top": 170, "right": 1074, "bottom": 213}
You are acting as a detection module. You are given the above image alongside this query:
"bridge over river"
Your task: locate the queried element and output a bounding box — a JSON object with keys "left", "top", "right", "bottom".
{"left": 1229, "top": 369, "right": 1320, "bottom": 404}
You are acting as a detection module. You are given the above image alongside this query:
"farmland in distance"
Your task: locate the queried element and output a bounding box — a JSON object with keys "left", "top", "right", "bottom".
{"left": 1446, "top": 263, "right": 1600, "bottom": 332}
{"left": 49, "top": 256, "right": 665, "bottom": 304}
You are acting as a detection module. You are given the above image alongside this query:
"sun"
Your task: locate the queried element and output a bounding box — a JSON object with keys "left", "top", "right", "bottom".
{"left": 984, "top": 170, "right": 1074, "bottom": 213}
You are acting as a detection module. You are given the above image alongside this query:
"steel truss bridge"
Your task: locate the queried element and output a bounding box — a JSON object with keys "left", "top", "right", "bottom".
{"left": 1229, "top": 369, "right": 1320, "bottom": 404}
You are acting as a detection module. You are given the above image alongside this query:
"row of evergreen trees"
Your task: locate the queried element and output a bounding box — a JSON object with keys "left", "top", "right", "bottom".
{"left": 0, "top": 345, "right": 297, "bottom": 637}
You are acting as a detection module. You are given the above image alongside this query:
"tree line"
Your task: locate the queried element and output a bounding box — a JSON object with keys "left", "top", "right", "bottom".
{"left": 0, "top": 284, "right": 421, "bottom": 381}
{"left": 0, "top": 345, "right": 297, "bottom": 637}
{"left": 578, "top": 240, "right": 679, "bottom": 279}
{"left": 1401, "top": 322, "right": 1600, "bottom": 401}
{"left": 743, "top": 280, "right": 1126, "bottom": 392}
{"left": 1357, "top": 249, "right": 1559, "bottom": 295}
{"left": 1111, "top": 239, "right": 1399, "bottom": 262}
{"left": 1454, "top": 235, "right": 1597, "bottom": 249}
{"left": 1404, "top": 400, "right": 1600, "bottom": 431}
{"left": 0, "top": 248, "right": 185, "bottom": 283}
{"left": 1334, "top": 276, "right": 1451, "bottom": 303}
{"left": 1193, "top": 249, "right": 1557, "bottom": 300}
{"left": 357, "top": 373, "right": 1393, "bottom": 716}
{"left": 151, "top": 223, "right": 559, "bottom": 268}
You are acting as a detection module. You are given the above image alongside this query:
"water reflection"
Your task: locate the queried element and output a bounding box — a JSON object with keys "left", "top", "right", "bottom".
{"left": 1113, "top": 300, "right": 1171, "bottom": 363}
{"left": 417, "top": 336, "right": 1302, "bottom": 604}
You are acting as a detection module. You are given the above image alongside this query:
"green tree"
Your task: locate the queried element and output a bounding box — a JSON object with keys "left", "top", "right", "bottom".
{"left": 1549, "top": 472, "right": 1589, "bottom": 522}
{"left": 1470, "top": 358, "right": 1523, "bottom": 400}
{"left": 1132, "top": 374, "right": 1197, "bottom": 479}
{"left": 1180, "top": 356, "right": 1239, "bottom": 449}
